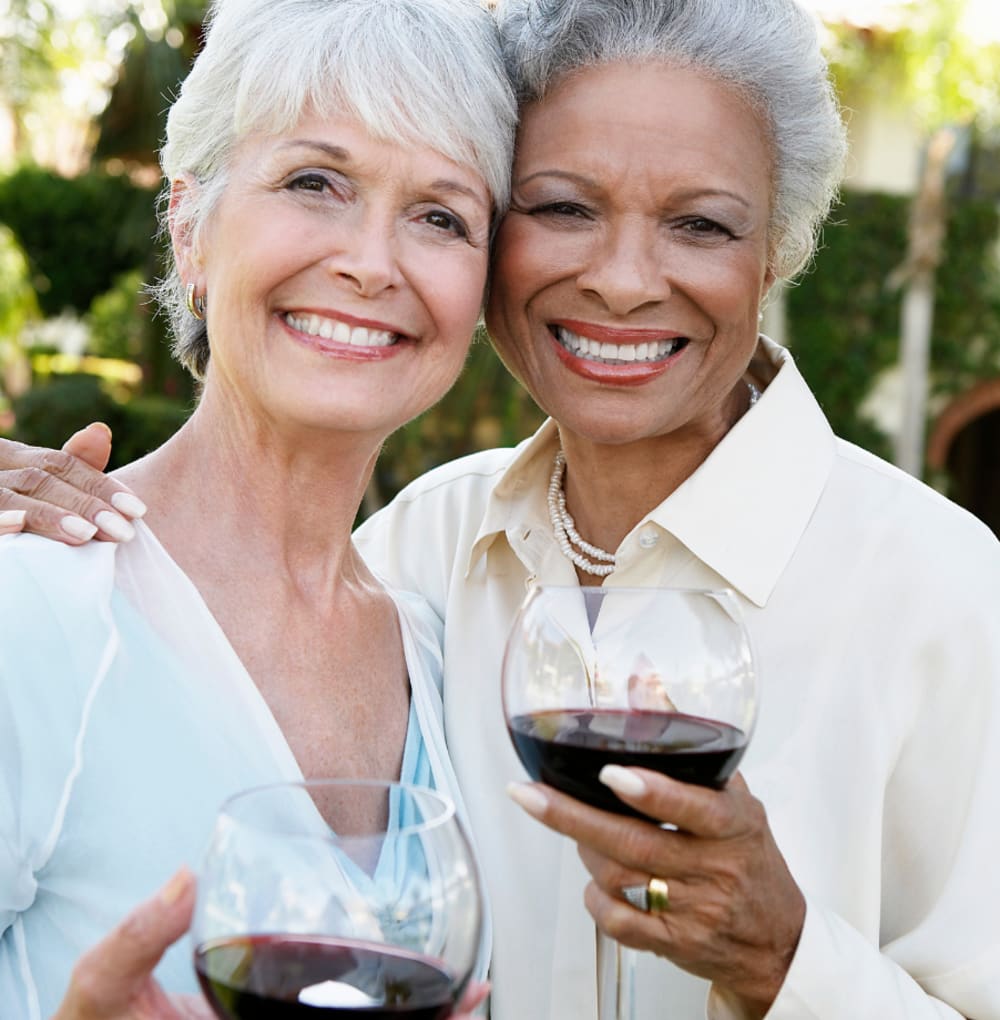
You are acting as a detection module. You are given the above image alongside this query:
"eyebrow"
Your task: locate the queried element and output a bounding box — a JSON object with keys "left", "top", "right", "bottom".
{"left": 278, "top": 139, "right": 489, "bottom": 208}
{"left": 278, "top": 139, "right": 352, "bottom": 161}
{"left": 517, "top": 169, "right": 751, "bottom": 209}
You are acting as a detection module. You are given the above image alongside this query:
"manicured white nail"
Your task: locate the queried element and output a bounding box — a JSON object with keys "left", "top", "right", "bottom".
{"left": 506, "top": 782, "right": 548, "bottom": 817}
{"left": 159, "top": 867, "right": 195, "bottom": 906}
{"left": 61, "top": 515, "right": 98, "bottom": 541}
{"left": 599, "top": 765, "right": 647, "bottom": 798}
{"left": 95, "top": 510, "right": 136, "bottom": 542}
{"left": 0, "top": 509, "right": 26, "bottom": 532}
{"left": 111, "top": 490, "right": 147, "bottom": 518}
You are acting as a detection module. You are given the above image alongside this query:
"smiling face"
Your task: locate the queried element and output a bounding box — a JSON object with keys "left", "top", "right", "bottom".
{"left": 486, "top": 62, "right": 775, "bottom": 451}
{"left": 176, "top": 109, "right": 491, "bottom": 441}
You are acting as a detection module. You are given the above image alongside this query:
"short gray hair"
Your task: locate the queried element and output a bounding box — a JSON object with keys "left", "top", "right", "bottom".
{"left": 157, "top": 0, "right": 517, "bottom": 378}
{"left": 496, "top": 0, "right": 847, "bottom": 280}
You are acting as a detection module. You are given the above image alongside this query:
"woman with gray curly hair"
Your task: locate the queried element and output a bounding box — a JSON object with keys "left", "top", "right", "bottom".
{"left": 4, "top": 1, "right": 1000, "bottom": 1018}
{"left": 0, "top": 0, "right": 514, "bottom": 1015}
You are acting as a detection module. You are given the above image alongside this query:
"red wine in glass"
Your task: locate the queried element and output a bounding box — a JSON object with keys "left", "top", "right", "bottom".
{"left": 507, "top": 708, "right": 747, "bottom": 819}
{"left": 192, "top": 781, "right": 481, "bottom": 1020}
{"left": 195, "top": 935, "right": 455, "bottom": 1018}
{"left": 501, "top": 586, "right": 758, "bottom": 1020}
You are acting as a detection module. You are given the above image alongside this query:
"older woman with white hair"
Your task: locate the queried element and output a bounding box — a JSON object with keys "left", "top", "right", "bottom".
{"left": 0, "top": 0, "right": 515, "bottom": 1015}
{"left": 5, "top": 0, "right": 1000, "bottom": 1018}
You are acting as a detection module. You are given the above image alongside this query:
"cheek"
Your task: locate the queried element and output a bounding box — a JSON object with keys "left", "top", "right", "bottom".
{"left": 426, "top": 260, "right": 487, "bottom": 351}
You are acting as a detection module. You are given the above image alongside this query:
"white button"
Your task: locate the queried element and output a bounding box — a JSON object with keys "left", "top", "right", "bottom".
{"left": 638, "top": 528, "right": 659, "bottom": 549}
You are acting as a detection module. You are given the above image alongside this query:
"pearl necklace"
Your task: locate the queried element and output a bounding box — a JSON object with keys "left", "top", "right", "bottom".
{"left": 547, "top": 380, "right": 761, "bottom": 577}
{"left": 548, "top": 448, "right": 617, "bottom": 576}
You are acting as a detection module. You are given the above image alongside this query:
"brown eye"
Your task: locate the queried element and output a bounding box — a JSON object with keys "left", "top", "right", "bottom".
{"left": 423, "top": 209, "right": 468, "bottom": 238}
{"left": 289, "top": 173, "right": 327, "bottom": 193}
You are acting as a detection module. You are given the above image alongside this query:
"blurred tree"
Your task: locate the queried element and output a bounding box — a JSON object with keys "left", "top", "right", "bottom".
{"left": 0, "top": 225, "right": 38, "bottom": 405}
{"left": 94, "top": 0, "right": 208, "bottom": 166}
{"left": 828, "top": 0, "right": 1000, "bottom": 476}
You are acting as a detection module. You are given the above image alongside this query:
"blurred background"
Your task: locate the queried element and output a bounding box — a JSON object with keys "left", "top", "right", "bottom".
{"left": 1, "top": 0, "right": 998, "bottom": 532}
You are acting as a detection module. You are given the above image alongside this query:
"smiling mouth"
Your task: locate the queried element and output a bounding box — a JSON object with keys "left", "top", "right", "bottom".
{"left": 284, "top": 312, "right": 401, "bottom": 348}
{"left": 552, "top": 325, "right": 688, "bottom": 365}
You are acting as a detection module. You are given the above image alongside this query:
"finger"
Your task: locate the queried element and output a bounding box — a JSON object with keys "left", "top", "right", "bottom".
{"left": 171, "top": 994, "right": 216, "bottom": 1020}
{"left": 66, "top": 868, "right": 196, "bottom": 1015}
{"left": 0, "top": 479, "right": 132, "bottom": 544}
{"left": 583, "top": 880, "right": 678, "bottom": 954}
{"left": 62, "top": 422, "right": 113, "bottom": 471}
{"left": 507, "top": 780, "right": 684, "bottom": 875}
{"left": 0, "top": 509, "right": 25, "bottom": 535}
{"left": 0, "top": 450, "right": 146, "bottom": 544}
{"left": 455, "top": 979, "right": 490, "bottom": 1014}
{"left": 598, "top": 766, "right": 748, "bottom": 839}
{"left": 577, "top": 842, "right": 650, "bottom": 898}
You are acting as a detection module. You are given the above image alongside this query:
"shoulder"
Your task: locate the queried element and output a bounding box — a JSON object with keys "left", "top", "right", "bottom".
{"left": 0, "top": 533, "right": 117, "bottom": 614}
{"left": 388, "top": 446, "right": 520, "bottom": 508}
{"left": 357, "top": 445, "right": 519, "bottom": 550}
{"left": 833, "top": 439, "right": 995, "bottom": 542}
{"left": 822, "top": 438, "right": 1000, "bottom": 591}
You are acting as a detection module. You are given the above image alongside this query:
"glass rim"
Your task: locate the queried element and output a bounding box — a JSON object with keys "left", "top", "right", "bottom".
{"left": 216, "top": 778, "right": 457, "bottom": 839}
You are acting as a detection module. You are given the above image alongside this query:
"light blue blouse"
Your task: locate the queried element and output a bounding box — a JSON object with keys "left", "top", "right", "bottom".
{"left": 0, "top": 525, "right": 477, "bottom": 1019}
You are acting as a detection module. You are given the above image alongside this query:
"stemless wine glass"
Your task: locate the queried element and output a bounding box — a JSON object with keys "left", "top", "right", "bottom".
{"left": 192, "top": 779, "right": 482, "bottom": 1019}
{"left": 502, "top": 586, "right": 758, "bottom": 1020}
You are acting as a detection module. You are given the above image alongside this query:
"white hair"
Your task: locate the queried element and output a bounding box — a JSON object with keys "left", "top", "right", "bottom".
{"left": 157, "top": 0, "right": 517, "bottom": 378}
{"left": 496, "top": 0, "right": 848, "bottom": 280}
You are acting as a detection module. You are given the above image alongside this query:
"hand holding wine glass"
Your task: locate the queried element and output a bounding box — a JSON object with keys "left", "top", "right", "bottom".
{"left": 503, "top": 587, "right": 802, "bottom": 1018}
{"left": 52, "top": 868, "right": 213, "bottom": 1020}
{"left": 193, "top": 780, "right": 483, "bottom": 1020}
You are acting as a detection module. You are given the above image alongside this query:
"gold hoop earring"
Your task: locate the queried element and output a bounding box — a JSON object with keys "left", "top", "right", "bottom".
{"left": 186, "top": 282, "right": 206, "bottom": 321}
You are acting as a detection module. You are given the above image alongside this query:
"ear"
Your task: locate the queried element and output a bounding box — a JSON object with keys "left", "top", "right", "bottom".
{"left": 760, "top": 267, "right": 776, "bottom": 303}
{"left": 168, "top": 175, "right": 204, "bottom": 285}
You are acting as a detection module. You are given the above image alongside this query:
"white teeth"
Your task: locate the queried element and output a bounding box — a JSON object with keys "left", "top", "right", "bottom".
{"left": 555, "top": 326, "right": 682, "bottom": 365}
{"left": 285, "top": 313, "right": 397, "bottom": 348}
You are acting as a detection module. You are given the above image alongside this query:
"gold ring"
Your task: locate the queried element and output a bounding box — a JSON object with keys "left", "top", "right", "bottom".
{"left": 646, "top": 877, "right": 669, "bottom": 913}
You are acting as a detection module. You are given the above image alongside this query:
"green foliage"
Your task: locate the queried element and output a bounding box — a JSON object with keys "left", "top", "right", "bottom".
{"left": 112, "top": 395, "right": 192, "bottom": 468}
{"left": 7, "top": 371, "right": 191, "bottom": 469}
{"left": 931, "top": 199, "right": 1000, "bottom": 392}
{"left": 10, "top": 373, "right": 126, "bottom": 449}
{"left": 789, "top": 190, "right": 1000, "bottom": 457}
{"left": 0, "top": 226, "right": 40, "bottom": 343}
{"left": 826, "top": 1, "right": 1000, "bottom": 131}
{"left": 0, "top": 165, "right": 158, "bottom": 317}
{"left": 87, "top": 270, "right": 149, "bottom": 361}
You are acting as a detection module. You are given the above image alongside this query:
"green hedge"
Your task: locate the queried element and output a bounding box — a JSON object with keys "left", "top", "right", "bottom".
{"left": 789, "top": 190, "right": 1000, "bottom": 459}
{"left": 0, "top": 165, "right": 158, "bottom": 317}
{"left": 9, "top": 373, "right": 190, "bottom": 469}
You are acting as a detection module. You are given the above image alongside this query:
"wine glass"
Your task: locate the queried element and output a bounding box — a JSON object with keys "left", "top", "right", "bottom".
{"left": 192, "top": 779, "right": 482, "bottom": 1019}
{"left": 502, "top": 586, "right": 758, "bottom": 1020}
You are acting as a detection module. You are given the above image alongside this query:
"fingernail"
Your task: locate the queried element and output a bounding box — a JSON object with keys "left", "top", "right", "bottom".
{"left": 599, "top": 765, "right": 647, "bottom": 798}
{"left": 111, "top": 490, "right": 147, "bottom": 519}
{"left": 95, "top": 510, "right": 136, "bottom": 542}
{"left": 87, "top": 422, "right": 113, "bottom": 438}
{"left": 61, "top": 515, "right": 98, "bottom": 541}
{"left": 506, "top": 781, "right": 547, "bottom": 818}
{"left": 159, "top": 867, "right": 194, "bottom": 906}
{"left": 0, "top": 509, "right": 26, "bottom": 532}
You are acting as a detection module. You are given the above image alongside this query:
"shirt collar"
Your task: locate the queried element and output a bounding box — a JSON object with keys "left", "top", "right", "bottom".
{"left": 465, "top": 419, "right": 560, "bottom": 576}
{"left": 651, "top": 338, "right": 836, "bottom": 606}
{"left": 466, "top": 338, "right": 836, "bottom": 607}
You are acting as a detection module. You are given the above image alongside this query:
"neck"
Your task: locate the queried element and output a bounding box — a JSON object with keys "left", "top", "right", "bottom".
{"left": 556, "top": 381, "right": 757, "bottom": 555}
{"left": 113, "top": 393, "right": 383, "bottom": 595}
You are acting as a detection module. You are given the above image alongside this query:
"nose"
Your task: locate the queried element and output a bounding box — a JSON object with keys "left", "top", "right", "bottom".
{"left": 575, "top": 220, "right": 671, "bottom": 315}
{"left": 324, "top": 213, "right": 403, "bottom": 298}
